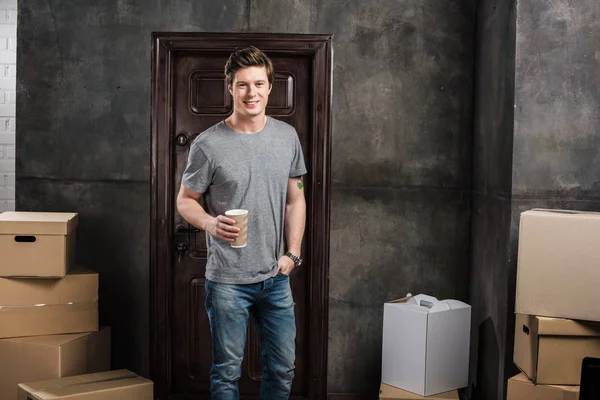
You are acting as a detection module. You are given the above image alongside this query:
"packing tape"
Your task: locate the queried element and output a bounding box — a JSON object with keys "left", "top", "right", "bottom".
{"left": 0, "top": 300, "right": 98, "bottom": 311}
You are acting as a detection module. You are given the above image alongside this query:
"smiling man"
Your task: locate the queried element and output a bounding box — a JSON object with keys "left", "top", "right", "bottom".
{"left": 176, "top": 46, "right": 307, "bottom": 400}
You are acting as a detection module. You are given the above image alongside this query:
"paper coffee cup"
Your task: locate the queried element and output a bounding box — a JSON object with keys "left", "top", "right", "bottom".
{"left": 225, "top": 209, "right": 248, "bottom": 248}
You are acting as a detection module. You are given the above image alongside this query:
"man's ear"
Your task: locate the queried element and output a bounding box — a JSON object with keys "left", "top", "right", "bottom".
{"left": 268, "top": 83, "right": 272, "bottom": 94}
{"left": 228, "top": 84, "right": 233, "bottom": 96}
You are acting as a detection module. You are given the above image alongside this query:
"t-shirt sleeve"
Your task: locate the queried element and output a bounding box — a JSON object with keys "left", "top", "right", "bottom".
{"left": 289, "top": 133, "right": 308, "bottom": 177}
{"left": 181, "top": 142, "right": 212, "bottom": 194}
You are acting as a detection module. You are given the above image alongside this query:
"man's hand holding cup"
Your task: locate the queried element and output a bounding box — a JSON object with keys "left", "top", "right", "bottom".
{"left": 207, "top": 214, "right": 240, "bottom": 243}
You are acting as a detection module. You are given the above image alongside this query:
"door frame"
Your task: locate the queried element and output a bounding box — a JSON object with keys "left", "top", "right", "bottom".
{"left": 150, "top": 32, "right": 332, "bottom": 400}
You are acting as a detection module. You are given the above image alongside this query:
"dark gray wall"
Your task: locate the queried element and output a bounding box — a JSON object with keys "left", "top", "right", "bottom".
{"left": 323, "top": 0, "right": 475, "bottom": 395}
{"left": 469, "top": 0, "right": 516, "bottom": 399}
{"left": 510, "top": 5, "right": 600, "bottom": 397}
{"left": 513, "top": 0, "right": 600, "bottom": 200}
{"left": 510, "top": 4, "right": 600, "bottom": 399}
{"left": 470, "top": 1, "right": 600, "bottom": 399}
{"left": 16, "top": 0, "right": 475, "bottom": 396}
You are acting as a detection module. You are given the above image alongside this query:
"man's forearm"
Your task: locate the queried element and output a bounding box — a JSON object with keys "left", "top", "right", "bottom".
{"left": 285, "top": 199, "right": 306, "bottom": 255}
{"left": 177, "top": 197, "right": 213, "bottom": 231}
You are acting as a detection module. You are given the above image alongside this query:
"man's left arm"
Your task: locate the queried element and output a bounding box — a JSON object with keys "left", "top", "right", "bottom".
{"left": 275, "top": 176, "right": 306, "bottom": 276}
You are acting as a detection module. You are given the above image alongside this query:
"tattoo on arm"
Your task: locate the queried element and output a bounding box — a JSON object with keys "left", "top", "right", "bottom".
{"left": 296, "top": 177, "right": 303, "bottom": 190}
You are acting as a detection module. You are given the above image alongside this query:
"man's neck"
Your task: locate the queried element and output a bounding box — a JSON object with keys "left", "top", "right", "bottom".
{"left": 225, "top": 113, "right": 267, "bottom": 134}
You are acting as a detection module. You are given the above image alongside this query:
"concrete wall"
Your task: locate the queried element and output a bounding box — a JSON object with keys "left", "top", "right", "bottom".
{"left": 469, "top": 0, "right": 516, "bottom": 399}
{"left": 323, "top": 0, "right": 475, "bottom": 394}
{"left": 16, "top": 0, "right": 475, "bottom": 396}
{"left": 470, "top": 1, "right": 600, "bottom": 399}
{"left": 510, "top": 2, "right": 600, "bottom": 393}
{"left": 0, "top": 0, "right": 15, "bottom": 212}
{"left": 513, "top": 1, "right": 600, "bottom": 200}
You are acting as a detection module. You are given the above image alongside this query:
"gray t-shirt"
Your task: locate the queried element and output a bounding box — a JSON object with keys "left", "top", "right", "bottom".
{"left": 182, "top": 117, "right": 307, "bottom": 284}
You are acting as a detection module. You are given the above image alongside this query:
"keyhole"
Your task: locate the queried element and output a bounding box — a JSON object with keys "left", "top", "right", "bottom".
{"left": 176, "top": 133, "right": 189, "bottom": 146}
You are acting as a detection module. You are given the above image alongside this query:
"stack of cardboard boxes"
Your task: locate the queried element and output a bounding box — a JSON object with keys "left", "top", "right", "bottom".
{"left": 0, "top": 211, "right": 153, "bottom": 399}
{"left": 379, "top": 294, "right": 472, "bottom": 399}
{"left": 507, "top": 209, "right": 600, "bottom": 399}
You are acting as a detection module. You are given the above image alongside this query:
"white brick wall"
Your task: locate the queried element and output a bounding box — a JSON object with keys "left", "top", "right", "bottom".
{"left": 0, "top": 0, "right": 15, "bottom": 212}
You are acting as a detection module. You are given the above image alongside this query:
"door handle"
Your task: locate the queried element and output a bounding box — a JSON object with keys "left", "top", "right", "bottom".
{"left": 176, "top": 242, "right": 188, "bottom": 263}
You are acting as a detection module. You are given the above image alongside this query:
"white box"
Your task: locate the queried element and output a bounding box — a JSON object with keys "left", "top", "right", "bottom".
{"left": 381, "top": 294, "right": 471, "bottom": 396}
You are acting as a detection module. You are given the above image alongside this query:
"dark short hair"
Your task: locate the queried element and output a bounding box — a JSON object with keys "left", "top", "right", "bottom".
{"left": 224, "top": 46, "right": 274, "bottom": 86}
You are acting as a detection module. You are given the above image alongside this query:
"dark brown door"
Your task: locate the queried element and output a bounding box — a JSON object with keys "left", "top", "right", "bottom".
{"left": 151, "top": 34, "right": 332, "bottom": 400}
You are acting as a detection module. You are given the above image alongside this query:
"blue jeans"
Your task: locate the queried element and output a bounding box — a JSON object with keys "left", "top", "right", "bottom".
{"left": 205, "top": 273, "right": 296, "bottom": 400}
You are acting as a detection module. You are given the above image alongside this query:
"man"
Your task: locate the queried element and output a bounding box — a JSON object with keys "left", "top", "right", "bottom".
{"left": 177, "top": 46, "right": 306, "bottom": 400}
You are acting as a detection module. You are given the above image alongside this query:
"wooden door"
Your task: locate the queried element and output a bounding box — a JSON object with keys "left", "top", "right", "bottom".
{"left": 151, "top": 33, "right": 332, "bottom": 400}
{"left": 173, "top": 48, "right": 311, "bottom": 397}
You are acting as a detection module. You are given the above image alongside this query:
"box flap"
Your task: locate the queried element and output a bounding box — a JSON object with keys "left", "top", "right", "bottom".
{"left": 5, "top": 327, "right": 106, "bottom": 348}
{"left": 507, "top": 373, "right": 580, "bottom": 400}
{"left": 59, "top": 327, "right": 111, "bottom": 377}
{"left": 393, "top": 295, "right": 436, "bottom": 314}
{"left": 20, "top": 369, "right": 152, "bottom": 398}
{"left": 31, "top": 377, "right": 150, "bottom": 397}
{"left": 388, "top": 294, "right": 469, "bottom": 314}
{"left": 386, "top": 294, "right": 433, "bottom": 314}
{"left": 2, "top": 331, "right": 89, "bottom": 346}
{"left": 510, "top": 373, "right": 530, "bottom": 383}
{"left": 429, "top": 300, "right": 470, "bottom": 313}
{"left": 21, "top": 369, "right": 137, "bottom": 390}
{"left": 0, "top": 212, "right": 78, "bottom": 235}
{"left": 379, "top": 383, "right": 459, "bottom": 399}
{"left": 509, "top": 372, "right": 580, "bottom": 392}
{"left": 388, "top": 294, "right": 413, "bottom": 304}
{"left": 536, "top": 316, "right": 600, "bottom": 337}
{"left": 510, "top": 372, "right": 581, "bottom": 391}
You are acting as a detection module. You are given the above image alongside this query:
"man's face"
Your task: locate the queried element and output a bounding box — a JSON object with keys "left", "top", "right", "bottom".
{"left": 229, "top": 66, "right": 272, "bottom": 118}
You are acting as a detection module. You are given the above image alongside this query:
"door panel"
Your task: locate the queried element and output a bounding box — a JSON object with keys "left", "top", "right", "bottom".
{"left": 171, "top": 51, "right": 312, "bottom": 398}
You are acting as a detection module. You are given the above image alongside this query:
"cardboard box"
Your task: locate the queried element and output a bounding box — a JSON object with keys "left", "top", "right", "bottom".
{"left": 0, "top": 327, "right": 110, "bottom": 400}
{"left": 0, "top": 211, "right": 78, "bottom": 277}
{"left": 516, "top": 209, "right": 600, "bottom": 322}
{"left": 0, "top": 266, "right": 98, "bottom": 339}
{"left": 381, "top": 294, "right": 471, "bottom": 396}
{"left": 514, "top": 313, "right": 600, "bottom": 385}
{"left": 18, "top": 369, "right": 153, "bottom": 399}
{"left": 379, "top": 382, "right": 459, "bottom": 399}
{"left": 507, "top": 373, "right": 579, "bottom": 400}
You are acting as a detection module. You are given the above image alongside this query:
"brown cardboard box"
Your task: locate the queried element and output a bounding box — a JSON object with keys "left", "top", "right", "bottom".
{"left": 0, "top": 211, "right": 78, "bottom": 277}
{"left": 0, "top": 266, "right": 98, "bottom": 338}
{"left": 0, "top": 327, "right": 110, "bottom": 400}
{"left": 507, "top": 373, "right": 579, "bottom": 400}
{"left": 515, "top": 209, "right": 600, "bottom": 322}
{"left": 379, "top": 383, "right": 459, "bottom": 399}
{"left": 514, "top": 314, "right": 600, "bottom": 385}
{"left": 18, "top": 369, "right": 153, "bottom": 399}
